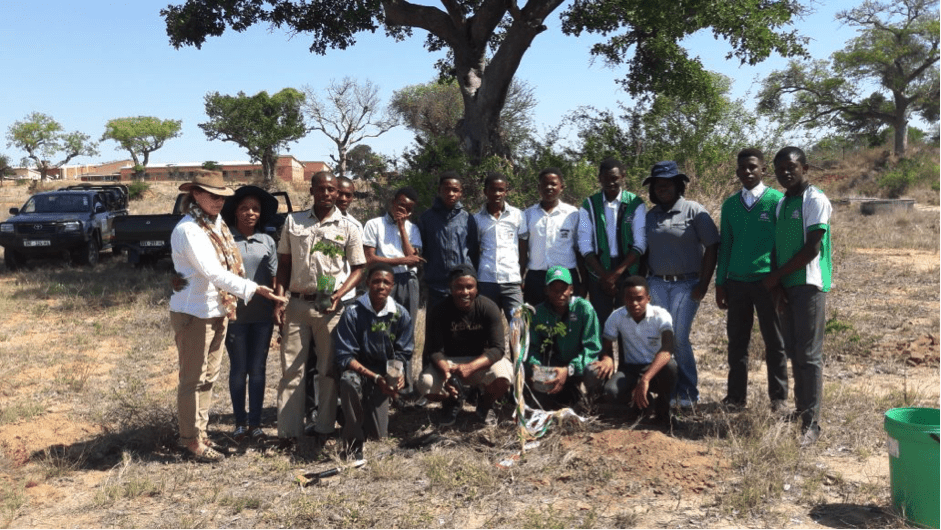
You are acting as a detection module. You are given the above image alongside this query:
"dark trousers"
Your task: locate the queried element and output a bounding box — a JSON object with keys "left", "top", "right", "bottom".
{"left": 339, "top": 370, "right": 390, "bottom": 446}
{"left": 525, "top": 365, "right": 604, "bottom": 410}
{"left": 225, "top": 321, "right": 274, "bottom": 427}
{"left": 603, "top": 359, "right": 678, "bottom": 417}
{"left": 523, "top": 268, "right": 581, "bottom": 307}
{"left": 586, "top": 256, "right": 626, "bottom": 327}
{"left": 392, "top": 271, "right": 420, "bottom": 319}
{"left": 781, "top": 285, "right": 825, "bottom": 430}
{"left": 392, "top": 272, "right": 420, "bottom": 392}
{"left": 725, "top": 279, "right": 788, "bottom": 405}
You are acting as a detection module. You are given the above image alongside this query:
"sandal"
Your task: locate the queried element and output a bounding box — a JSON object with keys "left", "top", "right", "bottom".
{"left": 185, "top": 441, "right": 224, "bottom": 463}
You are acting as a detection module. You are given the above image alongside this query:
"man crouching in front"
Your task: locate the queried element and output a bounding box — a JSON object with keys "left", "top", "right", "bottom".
{"left": 416, "top": 264, "right": 512, "bottom": 427}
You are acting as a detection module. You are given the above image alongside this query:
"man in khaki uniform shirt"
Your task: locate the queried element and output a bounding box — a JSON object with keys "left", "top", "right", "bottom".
{"left": 275, "top": 172, "right": 366, "bottom": 440}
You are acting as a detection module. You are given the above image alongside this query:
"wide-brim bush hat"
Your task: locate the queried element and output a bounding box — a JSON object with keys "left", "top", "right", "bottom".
{"left": 642, "top": 161, "right": 690, "bottom": 186}
{"left": 178, "top": 170, "right": 235, "bottom": 196}
{"left": 222, "top": 185, "right": 279, "bottom": 228}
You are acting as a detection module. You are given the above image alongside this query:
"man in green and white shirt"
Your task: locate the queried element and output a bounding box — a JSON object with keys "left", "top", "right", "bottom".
{"left": 762, "top": 147, "right": 832, "bottom": 447}
{"left": 577, "top": 157, "right": 646, "bottom": 326}
{"left": 526, "top": 266, "right": 604, "bottom": 409}
{"left": 715, "top": 148, "right": 788, "bottom": 410}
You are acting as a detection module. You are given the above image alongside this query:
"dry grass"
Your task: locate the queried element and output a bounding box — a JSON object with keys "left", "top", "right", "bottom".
{"left": 0, "top": 158, "right": 937, "bottom": 528}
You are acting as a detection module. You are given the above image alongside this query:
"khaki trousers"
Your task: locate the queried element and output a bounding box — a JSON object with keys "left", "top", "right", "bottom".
{"left": 277, "top": 297, "right": 343, "bottom": 437}
{"left": 171, "top": 311, "right": 227, "bottom": 445}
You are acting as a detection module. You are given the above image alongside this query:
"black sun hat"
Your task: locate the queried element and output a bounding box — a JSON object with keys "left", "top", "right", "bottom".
{"left": 222, "top": 185, "right": 279, "bottom": 229}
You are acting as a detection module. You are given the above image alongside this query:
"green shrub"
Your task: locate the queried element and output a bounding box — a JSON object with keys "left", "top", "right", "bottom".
{"left": 127, "top": 181, "right": 150, "bottom": 201}
{"left": 878, "top": 156, "right": 935, "bottom": 198}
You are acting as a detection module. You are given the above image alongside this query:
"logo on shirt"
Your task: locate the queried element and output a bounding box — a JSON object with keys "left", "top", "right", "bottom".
{"left": 451, "top": 321, "right": 483, "bottom": 333}
{"left": 791, "top": 209, "right": 801, "bottom": 219}
{"left": 759, "top": 212, "right": 771, "bottom": 222}
{"left": 559, "top": 228, "right": 571, "bottom": 239}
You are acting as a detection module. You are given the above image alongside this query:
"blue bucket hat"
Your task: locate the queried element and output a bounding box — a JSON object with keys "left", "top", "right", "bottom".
{"left": 642, "top": 161, "right": 690, "bottom": 186}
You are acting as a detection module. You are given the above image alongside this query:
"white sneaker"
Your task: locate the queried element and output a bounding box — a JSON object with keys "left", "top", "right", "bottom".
{"left": 671, "top": 397, "right": 696, "bottom": 408}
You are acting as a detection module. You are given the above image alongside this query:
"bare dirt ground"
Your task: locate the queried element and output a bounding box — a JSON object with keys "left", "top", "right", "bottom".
{"left": 0, "top": 182, "right": 937, "bottom": 528}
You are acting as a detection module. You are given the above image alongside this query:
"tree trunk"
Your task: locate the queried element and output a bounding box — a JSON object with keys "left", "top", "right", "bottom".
{"left": 456, "top": 90, "right": 507, "bottom": 163}
{"left": 261, "top": 151, "right": 276, "bottom": 186}
{"left": 336, "top": 143, "right": 348, "bottom": 178}
{"left": 382, "top": 0, "right": 563, "bottom": 164}
{"left": 892, "top": 120, "right": 908, "bottom": 157}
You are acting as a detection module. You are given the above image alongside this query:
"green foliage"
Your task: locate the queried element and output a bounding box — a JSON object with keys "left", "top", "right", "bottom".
{"left": 199, "top": 88, "right": 307, "bottom": 183}
{"left": 561, "top": 0, "right": 808, "bottom": 100}
{"left": 565, "top": 72, "right": 781, "bottom": 189}
{"left": 126, "top": 181, "right": 150, "bottom": 201}
{"left": 346, "top": 144, "right": 389, "bottom": 181}
{"left": 534, "top": 321, "right": 568, "bottom": 363}
{"left": 5, "top": 112, "right": 99, "bottom": 180}
{"left": 101, "top": 117, "right": 183, "bottom": 176}
{"left": 878, "top": 156, "right": 938, "bottom": 197}
{"left": 310, "top": 239, "right": 344, "bottom": 259}
{"left": 164, "top": 0, "right": 806, "bottom": 164}
{"left": 201, "top": 161, "right": 221, "bottom": 170}
{"left": 0, "top": 154, "right": 13, "bottom": 178}
{"left": 758, "top": 0, "right": 940, "bottom": 156}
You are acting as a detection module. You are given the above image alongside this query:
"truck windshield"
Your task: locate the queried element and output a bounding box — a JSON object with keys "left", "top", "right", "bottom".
{"left": 22, "top": 194, "right": 91, "bottom": 214}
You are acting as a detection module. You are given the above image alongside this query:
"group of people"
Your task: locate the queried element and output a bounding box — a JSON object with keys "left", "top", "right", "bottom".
{"left": 168, "top": 144, "right": 832, "bottom": 461}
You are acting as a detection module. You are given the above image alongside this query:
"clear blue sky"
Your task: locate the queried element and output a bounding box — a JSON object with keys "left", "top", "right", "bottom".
{"left": 2, "top": 1, "right": 857, "bottom": 169}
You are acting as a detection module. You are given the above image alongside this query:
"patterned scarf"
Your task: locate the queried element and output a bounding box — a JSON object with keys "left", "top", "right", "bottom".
{"left": 187, "top": 200, "right": 245, "bottom": 320}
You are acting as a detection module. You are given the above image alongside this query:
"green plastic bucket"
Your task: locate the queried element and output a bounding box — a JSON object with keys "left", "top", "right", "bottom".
{"left": 884, "top": 407, "right": 940, "bottom": 528}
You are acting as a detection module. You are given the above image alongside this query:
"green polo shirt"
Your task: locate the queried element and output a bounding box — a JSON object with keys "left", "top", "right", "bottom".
{"left": 774, "top": 185, "right": 832, "bottom": 291}
{"left": 527, "top": 296, "right": 601, "bottom": 376}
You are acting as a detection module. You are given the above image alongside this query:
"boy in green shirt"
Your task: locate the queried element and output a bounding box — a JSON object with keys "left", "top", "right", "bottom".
{"left": 526, "top": 266, "right": 603, "bottom": 410}
{"left": 715, "top": 148, "right": 787, "bottom": 410}
{"left": 762, "top": 146, "right": 832, "bottom": 447}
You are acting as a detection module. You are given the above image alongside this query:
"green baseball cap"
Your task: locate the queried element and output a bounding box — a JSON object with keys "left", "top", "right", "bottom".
{"left": 545, "top": 266, "right": 572, "bottom": 286}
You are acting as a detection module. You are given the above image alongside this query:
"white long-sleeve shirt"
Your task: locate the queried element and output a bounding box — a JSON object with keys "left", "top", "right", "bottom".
{"left": 170, "top": 215, "right": 257, "bottom": 318}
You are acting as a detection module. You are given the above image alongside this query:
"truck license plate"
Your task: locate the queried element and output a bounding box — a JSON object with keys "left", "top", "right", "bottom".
{"left": 24, "top": 240, "right": 51, "bottom": 247}
{"left": 141, "top": 240, "right": 164, "bottom": 247}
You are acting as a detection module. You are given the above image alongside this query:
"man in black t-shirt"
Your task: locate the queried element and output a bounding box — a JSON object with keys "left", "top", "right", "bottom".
{"left": 416, "top": 264, "right": 513, "bottom": 427}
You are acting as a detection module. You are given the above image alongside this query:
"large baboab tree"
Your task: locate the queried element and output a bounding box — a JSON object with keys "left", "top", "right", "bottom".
{"left": 6, "top": 112, "right": 99, "bottom": 181}
{"left": 102, "top": 116, "right": 183, "bottom": 179}
{"left": 759, "top": 0, "right": 940, "bottom": 156}
{"left": 199, "top": 88, "right": 307, "bottom": 185}
{"left": 162, "top": 0, "right": 807, "bottom": 163}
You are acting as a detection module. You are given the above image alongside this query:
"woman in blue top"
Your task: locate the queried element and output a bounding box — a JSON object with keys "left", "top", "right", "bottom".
{"left": 221, "top": 186, "right": 279, "bottom": 442}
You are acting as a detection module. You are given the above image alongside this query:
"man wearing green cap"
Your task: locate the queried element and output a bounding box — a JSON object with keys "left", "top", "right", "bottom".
{"left": 526, "top": 265, "right": 605, "bottom": 409}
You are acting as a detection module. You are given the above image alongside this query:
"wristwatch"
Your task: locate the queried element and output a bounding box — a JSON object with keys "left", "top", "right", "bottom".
{"left": 373, "top": 373, "right": 383, "bottom": 385}
{"left": 567, "top": 364, "right": 575, "bottom": 377}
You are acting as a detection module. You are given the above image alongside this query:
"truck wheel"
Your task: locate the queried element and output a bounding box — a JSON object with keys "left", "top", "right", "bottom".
{"left": 4, "top": 248, "right": 25, "bottom": 271}
{"left": 77, "top": 238, "right": 100, "bottom": 266}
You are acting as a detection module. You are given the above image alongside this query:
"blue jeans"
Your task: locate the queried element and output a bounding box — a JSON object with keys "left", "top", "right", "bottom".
{"left": 648, "top": 277, "right": 701, "bottom": 402}
{"left": 225, "top": 321, "right": 274, "bottom": 427}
